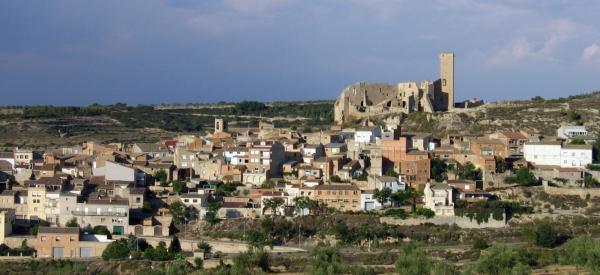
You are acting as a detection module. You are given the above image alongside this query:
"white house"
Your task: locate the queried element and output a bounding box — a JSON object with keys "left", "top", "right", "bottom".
{"left": 360, "top": 191, "right": 382, "bottom": 211}
{"left": 524, "top": 141, "right": 592, "bottom": 168}
{"left": 354, "top": 127, "right": 382, "bottom": 143}
{"left": 557, "top": 125, "right": 588, "bottom": 140}
{"left": 223, "top": 147, "right": 249, "bottom": 165}
{"left": 423, "top": 182, "right": 455, "bottom": 216}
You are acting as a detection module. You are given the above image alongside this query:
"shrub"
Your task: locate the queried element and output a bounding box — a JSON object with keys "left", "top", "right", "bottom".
{"left": 102, "top": 239, "right": 130, "bottom": 260}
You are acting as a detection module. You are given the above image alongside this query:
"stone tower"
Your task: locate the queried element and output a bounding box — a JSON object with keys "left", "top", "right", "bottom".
{"left": 214, "top": 118, "right": 227, "bottom": 133}
{"left": 440, "top": 52, "right": 455, "bottom": 111}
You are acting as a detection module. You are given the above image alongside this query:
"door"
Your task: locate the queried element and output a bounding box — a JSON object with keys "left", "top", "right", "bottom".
{"left": 52, "top": 247, "right": 64, "bottom": 258}
{"left": 364, "top": 201, "right": 375, "bottom": 211}
{"left": 80, "top": 247, "right": 92, "bottom": 258}
{"left": 112, "top": 225, "right": 124, "bottom": 235}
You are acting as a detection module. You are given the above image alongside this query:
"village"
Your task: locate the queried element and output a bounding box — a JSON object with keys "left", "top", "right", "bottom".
{"left": 0, "top": 112, "right": 598, "bottom": 263}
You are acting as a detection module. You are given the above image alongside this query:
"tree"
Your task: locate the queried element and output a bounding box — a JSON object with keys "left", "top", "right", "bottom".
{"left": 531, "top": 96, "right": 544, "bottom": 102}
{"left": 102, "top": 239, "right": 130, "bottom": 260}
{"left": 494, "top": 156, "right": 507, "bottom": 173}
{"left": 306, "top": 245, "right": 345, "bottom": 275}
{"left": 143, "top": 241, "right": 172, "bottom": 261}
{"left": 569, "top": 138, "right": 586, "bottom": 145}
{"left": 472, "top": 236, "right": 489, "bottom": 250}
{"left": 458, "top": 162, "right": 481, "bottom": 180}
{"left": 415, "top": 208, "right": 435, "bottom": 219}
{"left": 395, "top": 244, "right": 433, "bottom": 275}
{"left": 93, "top": 225, "right": 111, "bottom": 238}
{"left": 153, "top": 169, "right": 167, "bottom": 184}
{"left": 430, "top": 158, "right": 447, "bottom": 182}
{"left": 475, "top": 245, "right": 529, "bottom": 275}
{"left": 262, "top": 197, "right": 285, "bottom": 216}
{"left": 505, "top": 167, "right": 537, "bottom": 186}
{"left": 169, "top": 236, "right": 182, "bottom": 254}
{"left": 523, "top": 220, "right": 558, "bottom": 248}
{"left": 169, "top": 201, "right": 190, "bottom": 224}
{"left": 560, "top": 236, "right": 600, "bottom": 273}
{"left": 245, "top": 229, "right": 270, "bottom": 250}
{"left": 330, "top": 175, "right": 342, "bottom": 183}
{"left": 583, "top": 175, "right": 600, "bottom": 187}
{"left": 197, "top": 241, "right": 212, "bottom": 255}
{"left": 65, "top": 218, "right": 79, "bottom": 228}
{"left": 373, "top": 187, "right": 392, "bottom": 207}
{"left": 204, "top": 202, "right": 221, "bottom": 225}
{"left": 172, "top": 180, "right": 186, "bottom": 193}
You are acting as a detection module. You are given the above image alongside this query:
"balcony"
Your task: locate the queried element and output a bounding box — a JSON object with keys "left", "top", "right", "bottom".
{"left": 71, "top": 211, "right": 128, "bottom": 217}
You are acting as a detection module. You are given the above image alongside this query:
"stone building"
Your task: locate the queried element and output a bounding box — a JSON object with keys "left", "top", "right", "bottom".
{"left": 334, "top": 52, "right": 455, "bottom": 124}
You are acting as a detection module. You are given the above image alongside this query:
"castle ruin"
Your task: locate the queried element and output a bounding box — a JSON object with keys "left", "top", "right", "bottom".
{"left": 334, "top": 52, "right": 455, "bottom": 124}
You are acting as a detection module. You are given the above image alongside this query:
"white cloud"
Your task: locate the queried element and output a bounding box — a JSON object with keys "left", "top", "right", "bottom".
{"left": 487, "top": 18, "right": 578, "bottom": 66}
{"left": 582, "top": 43, "right": 600, "bottom": 63}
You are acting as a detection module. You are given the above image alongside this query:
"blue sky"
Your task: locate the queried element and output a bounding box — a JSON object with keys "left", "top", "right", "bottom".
{"left": 1, "top": 0, "right": 600, "bottom": 105}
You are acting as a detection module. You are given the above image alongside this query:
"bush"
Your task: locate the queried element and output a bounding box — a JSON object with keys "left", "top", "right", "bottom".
{"left": 415, "top": 208, "right": 435, "bottom": 219}
{"left": 194, "top": 257, "right": 204, "bottom": 269}
{"left": 523, "top": 220, "right": 559, "bottom": 248}
{"left": 472, "top": 236, "right": 489, "bottom": 250}
{"left": 395, "top": 244, "right": 433, "bottom": 275}
{"left": 102, "top": 239, "right": 130, "bottom": 260}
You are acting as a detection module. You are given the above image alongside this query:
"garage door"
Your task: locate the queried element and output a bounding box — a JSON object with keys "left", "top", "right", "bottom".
{"left": 80, "top": 247, "right": 92, "bottom": 258}
{"left": 52, "top": 247, "right": 64, "bottom": 258}
{"left": 364, "top": 202, "right": 375, "bottom": 211}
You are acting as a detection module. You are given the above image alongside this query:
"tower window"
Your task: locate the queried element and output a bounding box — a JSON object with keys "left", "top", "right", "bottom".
{"left": 442, "top": 79, "right": 447, "bottom": 87}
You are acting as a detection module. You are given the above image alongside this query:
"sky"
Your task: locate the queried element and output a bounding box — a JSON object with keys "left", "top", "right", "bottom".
{"left": 1, "top": 0, "right": 600, "bottom": 106}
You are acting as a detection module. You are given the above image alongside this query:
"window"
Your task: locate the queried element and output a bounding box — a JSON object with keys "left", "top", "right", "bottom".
{"left": 70, "top": 236, "right": 76, "bottom": 241}
{"left": 136, "top": 197, "right": 141, "bottom": 203}
{"left": 41, "top": 236, "right": 47, "bottom": 241}
{"left": 55, "top": 236, "right": 61, "bottom": 241}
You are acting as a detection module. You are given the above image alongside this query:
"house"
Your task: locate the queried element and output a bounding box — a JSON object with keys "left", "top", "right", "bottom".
{"left": 524, "top": 141, "right": 592, "bottom": 168}
{"left": 14, "top": 148, "right": 33, "bottom": 167}
{"left": 131, "top": 143, "right": 171, "bottom": 159}
{"left": 180, "top": 193, "right": 212, "bottom": 218}
{"left": 0, "top": 209, "right": 14, "bottom": 244}
{"left": 309, "top": 184, "right": 361, "bottom": 212}
{"left": 72, "top": 196, "right": 130, "bottom": 235}
{"left": 447, "top": 180, "right": 491, "bottom": 202}
{"left": 324, "top": 143, "right": 347, "bottom": 157}
{"left": 557, "top": 125, "right": 588, "bottom": 140}
{"left": 360, "top": 190, "right": 382, "bottom": 211}
{"left": 354, "top": 126, "right": 382, "bottom": 144}
{"left": 129, "top": 209, "right": 172, "bottom": 237}
{"left": 36, "top": 227, "right": 111, "bottom": 258}
{"left": 36, "top": 227, "right": 81, "bottom": 258}
{"left": 423, "top": 182, "right": 454, "bottom": 216}
{"left": 301, "top": 144, "right": 324, "bottom": 164}
{"left": 372, "top": 176, "right": 406, "bottom": 193}
{"left": 93, "top": 161, "right": 147, "bottom": 185}
{"left": 489, "top": 131, "right": 528, "bottom": 156}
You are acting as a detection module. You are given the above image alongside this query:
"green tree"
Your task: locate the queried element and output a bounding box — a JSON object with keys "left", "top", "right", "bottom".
{"left": 458, "top": 162, "right": 481, "bottom": 181}
{"left": 475, "top": 245, "right": 530, "bottom": 275}
{"left": 472, "top": 236, "right": 489, "bottom": 250}
{"left": 245, "top": 229, "right": 270, "bottom": 250}
{"left": 262, "top": 197, "right": 285, "bottom": 216}
{"left": 102, "top": 239, "right": 130, "bottom": 260}
{"left": 197, "top": 240, "right": 212, "bottom": 254}
{"left": 430, "top": 158, "right": 447, "bottom": 182}
{"left": 153, "top": 169, "right": 167, "bottom": 184}
{"left": 93, "top": 225, "right": 111, "bottom": 238}
{"left": 584, "top": 175, "right": 600, "bottom": 187}
{"left": 494, "top": 156, "right": 507, "bottom": 173}
{"left": 172, "top": 180, "right": 186, "bottom": 193}
{"left": 169, "top": 201, "right": 190, "bottom": 224}
{"left": 569, "top": 138, "right": 586, "bottom": 145}
{"left": 65, "top": 218, "right": 79, "bottom": 228}
{"left": 330, "top": 175, "right": 342, "bottom": 183}
{"left": 523, "top": 220, "right": 558, "bottom": 248}
{"left": 505, "top": 167, "right": 537, "bottom": 186}
{"left": 395, "top": 244, "right": 433, "bottom": 275}
{"left": 305, "top": 245, "right": 345, "bottom": 275}
{"left": 373, "top": 187, "right": 392, "bottom": 207}
{"left": 560, "top": 236, "right": 600, "bottom": 273}
{"left": 204, "top": 202, "right": 221, "bottom": 225}
{"left": 169, "top": 236, "right": 182, "bottom": 254}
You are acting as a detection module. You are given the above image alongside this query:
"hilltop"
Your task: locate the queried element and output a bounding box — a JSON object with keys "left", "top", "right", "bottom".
{"left": 1, "top": 92, "right": 599, "bottom": 149}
